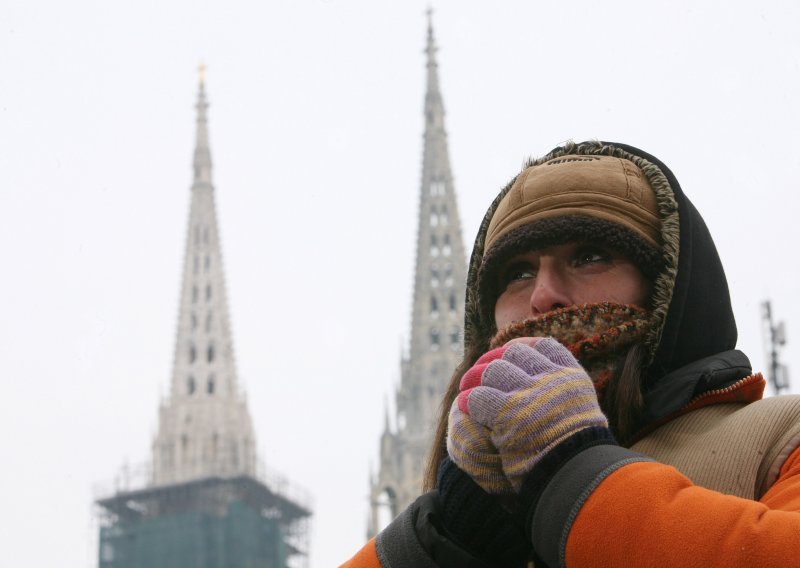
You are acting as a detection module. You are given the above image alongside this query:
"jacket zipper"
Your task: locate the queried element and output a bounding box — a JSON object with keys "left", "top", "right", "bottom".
{"left": 680, "top": 373, "right": 764, "bottom": 411}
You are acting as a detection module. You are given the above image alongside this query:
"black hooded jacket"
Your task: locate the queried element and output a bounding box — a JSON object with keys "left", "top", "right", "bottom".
{"left": 607, "top": 142, "right": 749, "bottom": 429}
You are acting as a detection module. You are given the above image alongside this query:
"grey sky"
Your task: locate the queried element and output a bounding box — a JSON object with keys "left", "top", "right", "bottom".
{"left": 2, "top": 1, "right": 800, "bottom": 566}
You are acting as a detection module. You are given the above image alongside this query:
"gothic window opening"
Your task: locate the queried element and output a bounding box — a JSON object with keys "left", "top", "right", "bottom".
{"left": 430, "top": 328, "right": 440, "bottom": 351}
{"left": 450, "top": 326, "right": 460, "bottom": 348}
{"left": 430, "top": 296, "right": 439, "bottom": 317}
{"left": 192, "top": 286, "right": 198, "bottom": 303}
{"left": 431, "top": 266, "right": 440, "bottom": 288}
{"left": 204, "top": 255, "right": 210, "bottom": 272}
{"left": 445, "top": 264, "right": 453, "bottom": 287}
{"left": 205, "top": 284, "right": 212, "bottom": 301}
{"left": 187, "top": 375, "right": 196, "bottom": 395}
{"left": 430, "top": 234, "right": 439, "bottom": 257}
{"left": 207, "top": 375, "right": 215, "bottom": 395}
{"left": 430, "top": 206, "right": 438, "bottom": 227}
{"left": 193, "top": 256, "right": 199, "bottom": 274}
{"left": 205, "top": 313, "right": 212, "bottom": 332}
{"left": 449, "top": 292, "right": 456, "bottom": 313}
{"left": 189, "top": 344, "right": 196, "bottom": 364}
{"left": 207, "top": 344, "right": 215, "bottom": 363}
{"left": 440, "top": 205, "right": 449, "bottom": 226}
{"left": 430, "top": 181, "right": 445, "bottom": 196}
{"left": 191, "top": 313, "right": 197, "bottom": 331}
{"left": 443, "top": 234, "right": 452, "bottom": 256}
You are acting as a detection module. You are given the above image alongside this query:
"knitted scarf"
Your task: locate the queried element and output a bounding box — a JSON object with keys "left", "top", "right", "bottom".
{"left": 489, "top": 302, "right": 651, "bottom": 401}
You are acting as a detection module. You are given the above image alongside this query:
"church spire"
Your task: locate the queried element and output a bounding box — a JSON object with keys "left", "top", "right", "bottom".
{"left": 151, "top": 71, "right": 257, "bottom": 486}
{"left": 402, "top": 10, "right": 467, "bottom": 437}
{"left": 95, "top": 71, "right": 312, "bottom": 568}
{"left": 193, "top": 64, "right": 212, "bottom": 185}
{"left": 369, "top": 13, "right": 468, "bottom": 532}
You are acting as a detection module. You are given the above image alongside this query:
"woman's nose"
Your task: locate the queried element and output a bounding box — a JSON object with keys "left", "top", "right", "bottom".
{"left": 529, "top": 266, "right": 571, "bottom": 315}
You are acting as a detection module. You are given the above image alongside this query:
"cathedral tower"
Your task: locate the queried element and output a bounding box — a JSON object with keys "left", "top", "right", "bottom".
{"left": 368, "top": 14, "right": 468, "bottom": 534}
{"left": 96, "top": 70, "right": 310, "bottom": 568}
{"left": 150, "top": 67, "right": 256, "bottom": 486}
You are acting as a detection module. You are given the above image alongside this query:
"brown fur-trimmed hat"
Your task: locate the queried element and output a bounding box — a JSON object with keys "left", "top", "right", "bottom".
{"left": 475, "top": 155, "right": 665, "bottom": 335}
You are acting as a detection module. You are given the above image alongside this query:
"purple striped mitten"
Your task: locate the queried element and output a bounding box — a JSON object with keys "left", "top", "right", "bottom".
{"left": 454, "top": 338, "right": 608, "bottom": 492}
{"left": 447, "top": 347, "right": 515, "bottom": 495}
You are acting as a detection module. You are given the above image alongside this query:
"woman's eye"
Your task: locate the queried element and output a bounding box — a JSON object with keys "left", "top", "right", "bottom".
{"left": 574, "top": 247, "right": 612, "bottom": 267}
{"left": 499, "top": 263, "right": 536, "bottom": 286}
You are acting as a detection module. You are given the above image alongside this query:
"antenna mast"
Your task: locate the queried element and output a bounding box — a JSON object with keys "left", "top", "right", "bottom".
{"left": 762, "top": 300, "right": 790, "bottom": 395}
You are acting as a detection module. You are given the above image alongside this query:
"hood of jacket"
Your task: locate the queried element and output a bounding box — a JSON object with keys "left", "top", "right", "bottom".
{"left": 463, "top": 140, "right": 743, "bottom": 400}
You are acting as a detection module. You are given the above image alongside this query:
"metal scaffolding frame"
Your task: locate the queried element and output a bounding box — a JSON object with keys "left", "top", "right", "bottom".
{"left": 96, "top": 470, "right": 311, "bottom": 568}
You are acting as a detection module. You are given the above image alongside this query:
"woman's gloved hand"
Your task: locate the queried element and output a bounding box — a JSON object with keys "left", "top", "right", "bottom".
{"left": 446, "top": 346, "right": 515, "bottom": 495}
{"left": 450, "top": 337, "right": 608, "bottom": 492}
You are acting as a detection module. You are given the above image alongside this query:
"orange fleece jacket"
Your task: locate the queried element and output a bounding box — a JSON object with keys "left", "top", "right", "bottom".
{"left": 341, "top": 537, "right": 381, "bottom": 568}
{"left": 567, "top": 445, "right": 800, "bottom": 567}
{"left": 342, "top": 446, "right": 800, "bottom": 567}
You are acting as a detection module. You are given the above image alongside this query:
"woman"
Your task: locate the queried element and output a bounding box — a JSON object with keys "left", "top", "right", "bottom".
{"left": 344, "top": 141, "right": 800, "bottom": 567}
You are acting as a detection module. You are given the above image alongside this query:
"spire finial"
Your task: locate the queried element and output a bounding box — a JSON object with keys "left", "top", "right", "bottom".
{"left": 426, "top": 6, "right": 433, "bottom": 34}
{"left": 423, "top": 9, "right": 442, "bottom": 125}
{"left": 193, "top": 68, "right": 212, "bottom": 185}
{"left": 425, "top": 7, "right": 436, "bottom": 51}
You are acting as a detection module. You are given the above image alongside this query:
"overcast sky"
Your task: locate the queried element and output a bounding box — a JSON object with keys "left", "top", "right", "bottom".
{"left": 3, "top": 1, "right": 800, "bottom": 566}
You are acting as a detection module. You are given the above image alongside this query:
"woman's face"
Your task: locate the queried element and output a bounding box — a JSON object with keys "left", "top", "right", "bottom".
{"left": 493, "top": 242, "right": 650, "bottom": 330}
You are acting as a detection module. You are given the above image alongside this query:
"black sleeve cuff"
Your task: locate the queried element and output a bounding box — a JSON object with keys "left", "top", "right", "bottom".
{"left": 437, "top": 458, "right": 530, "bottom": 567}
{"left": 375, "top": 492, "right": 477, "bottom": 568}
{"left": 519, "top": 428, "right": 652, "bottom": 568}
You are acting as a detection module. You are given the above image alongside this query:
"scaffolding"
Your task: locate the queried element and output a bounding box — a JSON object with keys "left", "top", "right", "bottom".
{"left": 95, "top": 467, "right": 311, "bottom": 568}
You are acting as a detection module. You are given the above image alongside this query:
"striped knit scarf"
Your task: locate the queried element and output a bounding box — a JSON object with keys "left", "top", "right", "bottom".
{"left": 489, "top": 302, "right": 651, "bottom": 401}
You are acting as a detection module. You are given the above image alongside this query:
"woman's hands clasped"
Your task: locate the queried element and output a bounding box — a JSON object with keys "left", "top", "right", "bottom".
{"left": 447, "top": 337, "right": 608, "bottom": 493}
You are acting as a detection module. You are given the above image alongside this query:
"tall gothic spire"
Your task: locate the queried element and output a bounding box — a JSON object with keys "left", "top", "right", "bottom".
{"left": 369, "top": 13, "right": 468, "bottom": 534}
{"left": 402, "top": 9, "right": 467, "bottom": 438}
{"left": 151, "top": 69, "right": 257, "bottom": 486}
